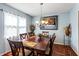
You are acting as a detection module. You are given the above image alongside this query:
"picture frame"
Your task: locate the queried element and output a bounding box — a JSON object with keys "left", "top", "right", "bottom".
{"left": 40, "top": 15, "right": 58, "bottom": 30}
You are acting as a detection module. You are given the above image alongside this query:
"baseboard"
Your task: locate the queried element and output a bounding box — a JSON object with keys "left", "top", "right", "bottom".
{"left": 70, "top": 47, "right": 78, "bottom": 56}
{"left": 0, "top": 50, "right": 11, "bottom": 56}
{"left": 54, "top": 42, "right": 64, "bottom": 45}
{"left": 70, "top": 45, "right": 79, "bottom": 56}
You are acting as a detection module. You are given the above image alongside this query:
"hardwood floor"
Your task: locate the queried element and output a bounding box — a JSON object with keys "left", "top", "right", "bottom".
{"left": 2, "top": 44, "right": 77, "bottom": 56}
{"left": 53, "top": 44, "right": 77, "bottom": 56}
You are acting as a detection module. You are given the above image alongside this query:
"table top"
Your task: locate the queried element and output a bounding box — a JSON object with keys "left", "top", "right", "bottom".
{"left": 22, "top": 37, "right": 50, "bottom": 52}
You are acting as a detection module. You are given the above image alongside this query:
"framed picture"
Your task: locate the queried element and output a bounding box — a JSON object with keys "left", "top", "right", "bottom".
{"left": 40, "top": 16, "right": 58, "bottom": 30}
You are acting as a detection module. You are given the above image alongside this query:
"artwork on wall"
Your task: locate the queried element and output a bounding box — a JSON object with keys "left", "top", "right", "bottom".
{"left": 40, "top": 16, "right": 58, "bottom": 30}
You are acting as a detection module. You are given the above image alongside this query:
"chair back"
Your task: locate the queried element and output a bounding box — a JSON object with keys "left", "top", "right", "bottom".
{"left": 7, "top": 39, "right": 25, "bottom": 56}
{"left": 49, "top": 33, "right": 56, "bottom": 56}
{"left": 28, "top": 32, "right": 35, "bottom": 37}
{"left": 20, "top": 33, "right": 27, "bottom": 40}
{"left": 41, "top": 31, "right": 49, "bottom": 38}
{"left": 42, "top": 31, "right": 49, "bottom": 36}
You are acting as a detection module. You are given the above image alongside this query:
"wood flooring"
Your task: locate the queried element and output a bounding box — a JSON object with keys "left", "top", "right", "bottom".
{"left": 2, "top": 44, "right": 77, "bottom": 56}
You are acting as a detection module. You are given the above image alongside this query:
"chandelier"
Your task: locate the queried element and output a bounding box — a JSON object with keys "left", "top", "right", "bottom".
{"left": 40, "top": 3, "right": 44, "bottom": 25}
{"left": 40, "top": 3, "right": 48, "bottom": 25}
{"left": 40, "top": 3, "right": 43, "bottom": 19}
{"left": 35, "top": 3, "right": 43, "bottom": 26}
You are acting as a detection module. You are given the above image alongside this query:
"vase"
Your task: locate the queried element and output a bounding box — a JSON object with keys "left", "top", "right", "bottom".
{"left": 38, "top": 37, "right": 43, "bottom": 42}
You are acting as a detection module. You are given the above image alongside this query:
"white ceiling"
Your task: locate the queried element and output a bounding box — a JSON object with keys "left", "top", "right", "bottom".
{"left": 7, "top": 3, "right": 75, "bottom": 17}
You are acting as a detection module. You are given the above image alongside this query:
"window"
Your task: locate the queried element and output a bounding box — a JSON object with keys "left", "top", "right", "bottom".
{"left": 4, "top": 12, "right": 17, "bottom": 38}
{"left": 18, "top": 16, "right": 26, "bottom": 34}
{"left": 4, "top": 12, "right": 26, "bottom": 38}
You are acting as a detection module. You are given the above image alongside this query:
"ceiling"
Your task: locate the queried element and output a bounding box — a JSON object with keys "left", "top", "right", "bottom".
{"left": 7, "top": 3, "right": 75, "bottom": 17}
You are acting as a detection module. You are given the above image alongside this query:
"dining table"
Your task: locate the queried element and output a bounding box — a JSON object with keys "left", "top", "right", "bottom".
{"left": 21, "top": 36, "right": 50, "bottom": 55}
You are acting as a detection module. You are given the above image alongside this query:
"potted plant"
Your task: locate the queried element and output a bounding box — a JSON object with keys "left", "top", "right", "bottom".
{"left": 64, "top": 24, "right": 71, "bottom": 36}
{"left": 30, "top": 24, "right": 35, "bottom": 35}
{"left": 38, "top": 34, "right": 44, "bottom": 42}
{"left": 38, "top": 34, "right": 43, "bottom": 38}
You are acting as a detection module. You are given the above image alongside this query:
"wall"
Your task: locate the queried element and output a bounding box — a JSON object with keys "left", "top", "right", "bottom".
{"left": 0, "top": 3, "right": 32, "bottom": 55}
{"left": 0, "top": 10, "right": 5, "bottom": 54}
{"left": 78, "top": 11, "right": 79, "bottom": 55}
{"left": 26, "top": 15, "right": 32, "bottom": 32}
{"left": 69, "top": 4, "right": 79, "bottom": 55}
{"left": 32, "top": 12, "right": 70, "bottom": 45}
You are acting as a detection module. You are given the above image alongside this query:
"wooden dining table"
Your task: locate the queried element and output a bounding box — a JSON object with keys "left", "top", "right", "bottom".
{"left": 22, "top": 37, "right": 50, "bottom": 54}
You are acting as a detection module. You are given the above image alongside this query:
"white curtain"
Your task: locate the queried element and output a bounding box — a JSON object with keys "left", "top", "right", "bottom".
{"left": 4, "top": 12, "right": 27, "bottom": 52}
{"left": 4, "top": 12, "right": 17, "bottom": 38}
{"left": 4, "top": 12, "right": 27, "bottom": 38}
{"left": 18, "top": 16, "right": 27, "bottom": 34}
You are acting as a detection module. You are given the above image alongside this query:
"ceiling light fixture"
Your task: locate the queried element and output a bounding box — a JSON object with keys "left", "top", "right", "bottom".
{"left": 40, "top": 3, "right": 43, "bottom": 18}
{"left": 40, "top": 3, "right": 44, "bottom": 25}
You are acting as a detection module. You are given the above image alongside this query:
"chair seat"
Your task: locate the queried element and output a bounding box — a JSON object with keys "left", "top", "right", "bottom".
{"left": 19, "top": 49, "right": 32, "bottom": 56}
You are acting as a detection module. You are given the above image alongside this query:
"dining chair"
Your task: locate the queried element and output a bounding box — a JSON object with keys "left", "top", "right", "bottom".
{"left": 7, "top": 39, "right": 33, "bottom": 56}
{"left": 28, "top": 32, "right": 35, "bottom": 37}
{"left": 42, "top": 31, "right": 49, "bottom": 35}
{"left": 48, "top": 33, "right": 56, "bottom": 55}
{"left": 36, "top": 33, "right": 56, "bottom": 56}
{"left": 20, "top": 33, "right": 28, "bottom": 40}
{"left": 42, "top": 31, "right": 49, "bottom": 37}
{"left": 20, "top": 33, "right": 35, "bottom": 55}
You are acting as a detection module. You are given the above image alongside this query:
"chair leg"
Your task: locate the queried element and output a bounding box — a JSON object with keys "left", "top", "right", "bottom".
{"left": 32, "top": 51, "right": 34, "bottom": 56}
{"left": 37, "top": 53, "right": 39, "bottom": 56}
